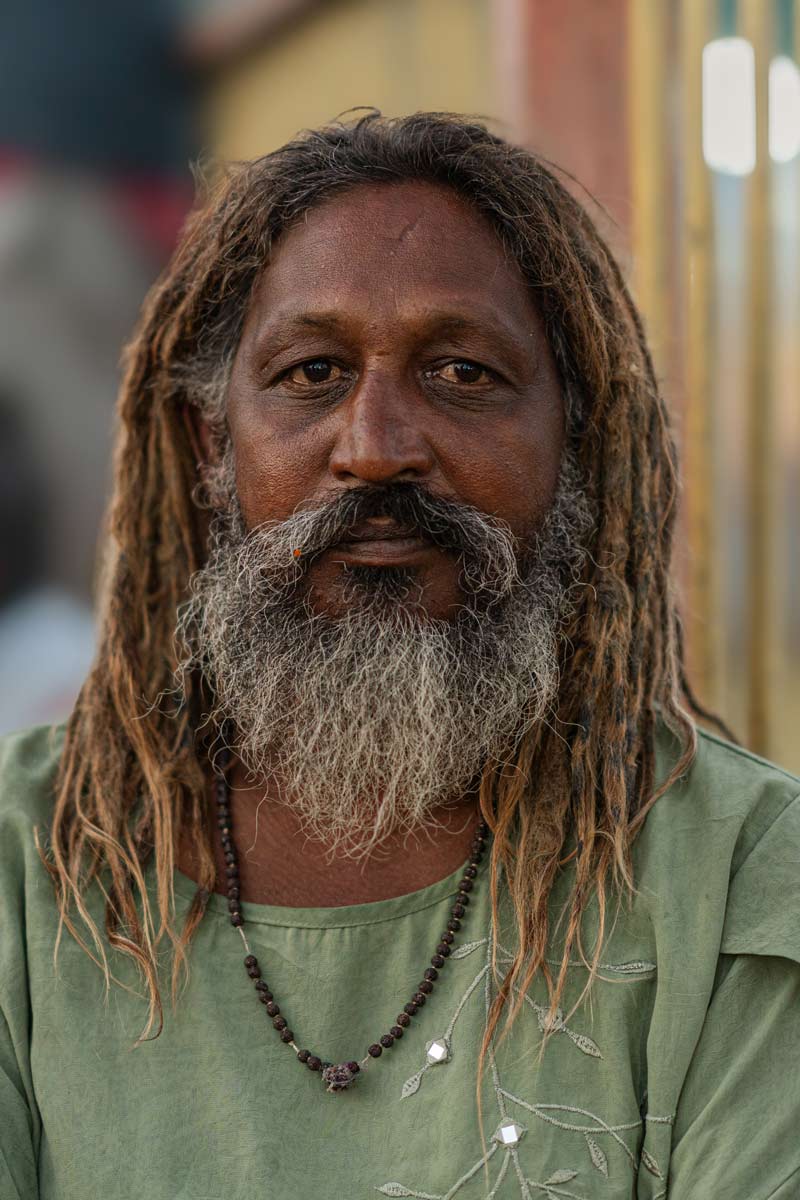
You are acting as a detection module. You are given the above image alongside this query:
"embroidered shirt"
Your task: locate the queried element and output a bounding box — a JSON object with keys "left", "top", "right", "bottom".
{"left": 0, "top": 723, "right": 798, "bottom": 1199}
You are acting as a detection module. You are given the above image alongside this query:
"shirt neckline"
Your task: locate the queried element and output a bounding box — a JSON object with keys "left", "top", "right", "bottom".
{"left": 170, "top": 857, "right": 472, "bottom": 930}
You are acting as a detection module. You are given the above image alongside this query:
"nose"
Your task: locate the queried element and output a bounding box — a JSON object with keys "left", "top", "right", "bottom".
{"left": 328, "top": 374, "right": 436, "bottom": 486}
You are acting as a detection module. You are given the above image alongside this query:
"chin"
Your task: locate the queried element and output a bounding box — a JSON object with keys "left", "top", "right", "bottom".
{"left": 307, "top": 563, "right": 463, "bottom": 622}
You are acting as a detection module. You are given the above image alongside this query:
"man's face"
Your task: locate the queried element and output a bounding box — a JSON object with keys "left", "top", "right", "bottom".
{"left": 219, "top": 180, "right": 565, "bottom": 620}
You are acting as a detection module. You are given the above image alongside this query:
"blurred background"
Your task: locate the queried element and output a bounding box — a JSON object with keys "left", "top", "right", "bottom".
{"left": 0, "top": 0, "right": 797, "bottom": 772}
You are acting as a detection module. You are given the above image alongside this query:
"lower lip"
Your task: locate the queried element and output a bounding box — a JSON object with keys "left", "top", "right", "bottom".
{"left": 328, "top": 537, "right": 432, "bottom": 566}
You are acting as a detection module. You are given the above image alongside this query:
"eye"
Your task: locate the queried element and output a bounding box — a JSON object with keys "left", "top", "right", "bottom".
{"left": 284, "top": 358, "right": 342, "bottom": 386}
{"left": 434, "top": 360, "right": 492, "bottom": 385}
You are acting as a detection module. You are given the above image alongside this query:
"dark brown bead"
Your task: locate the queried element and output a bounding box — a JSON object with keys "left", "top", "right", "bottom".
{"left": 458, "top": 878, "right": 474, "bottom": 892}
{"left": 396, "top": 1013, "right": 411, "bottom": 1027}
{"left": 431, "top": 954, "right": 445, "bottom": 968}
{"left": 469, "top": 858, "right": 481, "bottom": 870}
{"left": 457, "top": 892, "right": 470, "bottom": 906}
{"left": 379, "top": 1034, "right": 394, "bottom": 1048}
{"left": 441, "top": 930, "right": 455, "bottom": 944}
{"left": 258, "top": 989, "right": 274, "bottom": 1004}
{"left": 228, "top": 898, "right": 240, "bottom": 913}
{"left": 389, "top": 1026, "right": 404, "bottom": 1039}
{"left": 413, "top": 992, "right": 427, "bottom": 1006}
{"left": 447, "top": 918, "right": 461, "bottom": 932}
{"left": 424, "top": 967, "right": 439, "bottom": 981}
{"left": 217, "top": 817, "right": 229, "bottom": 829}
{"left": 224, "top": 851, "right": 236, "bottom": 866}
{"left": 221, "top": 835, "right": 232, "bottom": 849}
{"left": 307, "top": 1055, "right": 322, "bottom": 1071}
{"left": 297, "top": 1048, "right": 310, "bottom": 1063}
{"left": 452, "top": 903, "right": 465, "bottom": 918}
{"left": 436, "top": 943, "right": 451, "bottom": 958}
{"left": 368, "top": 1044, "right": 383, "bottom": 1058}
{"left": 464, "top": 866, "right": 477, "bottom": 879}
{"left": 227, "top": 885, "right": 240, "bottom": 900}
{"left": 230, "top": 913, "right": 243, "bottom": 927}
{"left": 346, "top": 1061, "right": 360, "bottom": 1074}
{"left": 225, "top": 865, "right": 238, "bottom": 878}
{"left": 244, "top": 954, "right": 258, "bottom": 970}
{"left": 246, "top": 964, "right": 261, "bottom": 979}
{"left": 280, "top": 1029, "right": 294, "bottom": 1044}
{"left": 404, "top": 1002, "right": 418, "bottom": 1015}
{"left": 418, "top": 980, "right": 434, "bottom": 994}
{"left": 273, "top": 1016, "right": 287, "bottom": 1031}
{"left": 266, "top": 1001, "right": 280, "bottom": 1017}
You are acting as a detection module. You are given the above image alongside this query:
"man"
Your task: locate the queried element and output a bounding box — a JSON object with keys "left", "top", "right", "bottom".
{"left": 1, "top": 112, "right": 798, "bottom": 1199}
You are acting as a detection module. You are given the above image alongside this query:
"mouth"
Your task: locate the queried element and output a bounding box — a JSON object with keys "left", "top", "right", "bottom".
{"left": 329, "top": 519, "right": 433, "bottom": 566}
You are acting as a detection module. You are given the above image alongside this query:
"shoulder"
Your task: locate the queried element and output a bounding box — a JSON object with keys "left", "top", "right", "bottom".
{"left": 0, "top": 723, "right": 65, "bottom": 867}
{"left": 640, "top": 723, "right": 800, "bottom": 963}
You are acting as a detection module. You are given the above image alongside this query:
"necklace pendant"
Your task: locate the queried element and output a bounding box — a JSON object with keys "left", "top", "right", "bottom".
{"left": 322, "top": 1062, "right": 360, "bottom": 1093}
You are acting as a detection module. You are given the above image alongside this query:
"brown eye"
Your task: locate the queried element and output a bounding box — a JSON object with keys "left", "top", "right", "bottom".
{"left": 439, "top": 361, "right": 487, "bottom": 384}
{"left": 300, "top": 359, "right": 334, "bottom": 383}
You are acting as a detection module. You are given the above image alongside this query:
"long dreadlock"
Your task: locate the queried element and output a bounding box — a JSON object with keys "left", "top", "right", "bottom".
{"left": 39, "top": 112, "right": 700, "bottom": 1076}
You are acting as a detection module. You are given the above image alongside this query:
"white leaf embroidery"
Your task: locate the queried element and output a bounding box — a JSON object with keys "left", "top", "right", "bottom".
{"left": 640, "top": 1149, "right": 663, "bottom": 1178}
{"left": 543, "top": 1168, "right": 579, "bottom": 1184}
{"left": 401, "top": 1071, "right": 424, "bottom": 1099}
{"left": 568, "top": 1032, "right": 602, "bottom": 1058}
{"left": 450, "top": 940, "right": 486, "bottom": 960}
{"left": 585, "top": 1136, "right": 608, "bottom": 1176}
{"left": 378, "top": 1185, "right": 413, "bottom": 1197}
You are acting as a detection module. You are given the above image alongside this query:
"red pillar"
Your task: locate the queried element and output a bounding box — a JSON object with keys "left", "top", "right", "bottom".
{"left": 493, "top": 0, "right": 631, "bottom": 242}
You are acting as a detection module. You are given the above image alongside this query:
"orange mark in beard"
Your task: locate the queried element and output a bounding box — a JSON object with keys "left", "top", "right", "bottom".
{"left": 292, "top": 548, "right": 303, "bottom": 559}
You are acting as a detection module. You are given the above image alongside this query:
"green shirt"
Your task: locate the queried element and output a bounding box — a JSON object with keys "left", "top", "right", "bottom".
{"left": 1, "top": 723, "right": 799, "bottom": 1199}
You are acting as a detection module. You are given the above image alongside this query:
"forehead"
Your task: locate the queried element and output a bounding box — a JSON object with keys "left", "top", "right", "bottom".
{"left": 240, "top": 180, "right": 543, "bottom": 342}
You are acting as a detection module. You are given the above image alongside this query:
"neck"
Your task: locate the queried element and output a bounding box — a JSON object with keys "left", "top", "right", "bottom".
{"left": 176, "top": 759, "right": 482, "bottom": 907}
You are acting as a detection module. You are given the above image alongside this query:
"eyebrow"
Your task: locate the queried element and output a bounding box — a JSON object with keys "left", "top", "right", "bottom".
{"left": 254, "top": 308, "right": 536, "bottom": 363}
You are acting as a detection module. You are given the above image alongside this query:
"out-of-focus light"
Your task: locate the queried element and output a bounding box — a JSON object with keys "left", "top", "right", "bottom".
{"left": 769, "top": 55, "right": 800, "bottom": 162}
{"left": 702, "top": 37, "right": 756, "bottom": 175}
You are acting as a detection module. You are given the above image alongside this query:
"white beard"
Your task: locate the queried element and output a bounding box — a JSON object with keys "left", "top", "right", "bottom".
{"left": 177, "top": 456, "right": 591, "bottom": 859}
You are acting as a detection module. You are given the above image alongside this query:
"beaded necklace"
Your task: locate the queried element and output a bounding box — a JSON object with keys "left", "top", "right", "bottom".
{"left": 214, "top": 744, "right": 490, "bottom": 1094}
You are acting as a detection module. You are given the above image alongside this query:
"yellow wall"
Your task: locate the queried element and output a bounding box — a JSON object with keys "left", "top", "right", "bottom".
{"left": 210, "top": 0, "right": 494, "bottom": 161}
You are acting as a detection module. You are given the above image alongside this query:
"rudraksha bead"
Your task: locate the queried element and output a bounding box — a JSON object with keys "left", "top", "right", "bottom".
{"left": 418, "top": 980, "right": 434, "bottom": 995}
{"left": 431, "top": 954, "right": 445, "bottom": 968}
{"left": 258, "top": 989, "right": 273, "bottom": 1004}
{"left": 458, "top": 878, "right": 474, "bottom": 892}
{"left": 279, "top": 1028, "right": 294, "bottom": 1043}
{"left": 368, "top": 1044, "right": 383, "bottom": 1058}
{"left": 273, "top": 1016, "right": 287, "bottom": 1031}
{"left": 307, "top": 1055, "right": 322, "bottom": 1071}
{"left": 379, "top": 1034, "right": 394, "bottom": 1048}
{"left": 266, "top": 1001, "right": 280, "bottom": 1017}
{"left": 404, "top": 1001, "right": 418, "bottom": 1015}
{"left": 396, "top": 1013, "right": 411, "bottom": 1027}
{"left": 413, "top": 992, "right": 427, "bottom": 1006}
{"left": 464, "top": 866, "right": 477, "bottom": 879}
{"left": 297, "top": 1049, "right": 310, "bottom": 1063}
{"left": 452, "top": 903, "right": 465, "bottom": 918}
{"left": 447, "top": 918, "right": 461, "bottom": 932}
{"left": 390, "top": 1026, "right": 404, "bottom": 1039}
{"left": 441, "top": 930, "right": 455, "bottom": 944}
{"left": 424, "top": 967, "right": 439, "bottom": 981}
{"left": 436, "top": 943, "right": 451, "bottom": 958}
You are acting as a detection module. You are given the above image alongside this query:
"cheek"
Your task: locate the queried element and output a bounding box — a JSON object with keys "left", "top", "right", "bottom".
{"left": 444, "top": 414, "right": 564, "bottom": 539}
{"left": 228, "top": 407, "right": 329, "bottom": 527}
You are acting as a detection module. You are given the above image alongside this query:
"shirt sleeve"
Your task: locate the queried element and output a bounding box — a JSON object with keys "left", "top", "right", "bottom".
{"left": 0, "top": 1011, "right": 38, "bottom": 1200}
{"left": 0, "top": 731, "right": 48, "bottom": 1200}
{"left": 667, "top": 952, "right": 800, "bottom": 1199}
